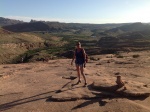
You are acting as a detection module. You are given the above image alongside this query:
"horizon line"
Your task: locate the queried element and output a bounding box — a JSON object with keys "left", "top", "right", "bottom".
{"left": 1, "top": 16, "right": 150, "bottom": 25}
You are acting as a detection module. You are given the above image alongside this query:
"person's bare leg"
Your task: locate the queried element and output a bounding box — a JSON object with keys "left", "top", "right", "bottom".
{"left": 80, "top": 66, "right": 87, "bottom": 86}
{"left": 76, "top": 65, "right": 81, "bottom": 84}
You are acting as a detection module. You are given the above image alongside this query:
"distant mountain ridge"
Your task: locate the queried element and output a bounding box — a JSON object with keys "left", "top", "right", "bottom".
{"left": 1, "top": 17, "right": 150, "bottom": 38}
{"left": 2, "top": 21, "right": 127, "bottom": 32}
{"left": 0, "top": 17, "right": 24, "bottom": 26}
{"left": 2, "top": 21, "right": 50, "bottom": 32}
{"left": 106, "top": 22, "right": 150, "bottom": 33}
{"left": 1, "top": 17, "right": 129, "bottom": 32}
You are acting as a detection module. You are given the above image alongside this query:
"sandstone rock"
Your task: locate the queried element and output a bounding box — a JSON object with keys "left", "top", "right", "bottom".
{"left": 92, "top": 79, "right": 150, "bottom": 97}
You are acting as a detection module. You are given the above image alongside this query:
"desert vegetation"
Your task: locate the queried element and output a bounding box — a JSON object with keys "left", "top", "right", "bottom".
{"left": 0, "top": 17, "right": 150, "bottom": 64}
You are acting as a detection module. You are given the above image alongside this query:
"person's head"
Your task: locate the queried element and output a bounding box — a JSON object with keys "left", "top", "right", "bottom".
{"left": 76, "top": 42, "right": 81, "bottom": 48}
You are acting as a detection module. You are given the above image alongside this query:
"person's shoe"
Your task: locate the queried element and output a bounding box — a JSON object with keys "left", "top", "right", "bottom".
{"left": 83, "top": 82, "right": 87, "bottom": 87}
{"left": 71, "top": 80, "right": 81, "bottom": 86}
{"left": 76, "top": 80, "right": 81, "bottom": 84}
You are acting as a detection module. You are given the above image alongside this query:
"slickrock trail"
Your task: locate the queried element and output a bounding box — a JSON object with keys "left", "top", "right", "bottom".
{"left": 0, "top": 51, "right": 150, "bottom": 112}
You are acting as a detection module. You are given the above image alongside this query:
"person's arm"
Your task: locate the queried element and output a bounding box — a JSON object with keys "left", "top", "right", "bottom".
{"left": 82, "top": 48, "right": 86, "bottom": 63}
{"left": 71, "top": 50, "right": 75, "bottom": 65}
{"left": 82, "top": 48, "right": 86, "bottom": 68}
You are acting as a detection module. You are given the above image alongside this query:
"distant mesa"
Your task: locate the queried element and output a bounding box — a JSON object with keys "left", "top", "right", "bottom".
{"left": 2, "top": 21, "right": 50, "bottom": 32}
{"left": 105, "top": 22, "right": 150, "bottom": 34}
{"left": 0, "top": 17, "right": 23, "bottom": 26}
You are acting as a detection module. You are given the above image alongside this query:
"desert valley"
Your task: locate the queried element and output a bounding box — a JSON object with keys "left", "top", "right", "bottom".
{"left": 0, "top": 17, "right": 150, "bottom": 112}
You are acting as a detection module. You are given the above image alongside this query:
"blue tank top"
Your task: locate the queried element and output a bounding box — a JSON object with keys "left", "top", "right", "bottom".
{"left": 75, "top": 49, "right": 85, "bottom": 64}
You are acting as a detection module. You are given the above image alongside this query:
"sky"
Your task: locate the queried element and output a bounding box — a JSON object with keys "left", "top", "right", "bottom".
{"left": 0, "top": 0, "right": 150, "bottom": 24}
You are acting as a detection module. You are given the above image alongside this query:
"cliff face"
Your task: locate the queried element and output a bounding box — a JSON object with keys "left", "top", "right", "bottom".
{"left": 0, "top": 17, "right": 23, "bottom": 26}
{"left": 2, "top": 22, "right": 50, "bottom": 32}
{"left": 0, "top": 28, "right": 45, "bottom": 64}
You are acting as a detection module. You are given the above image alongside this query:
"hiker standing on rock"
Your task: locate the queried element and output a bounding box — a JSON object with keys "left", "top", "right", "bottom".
{"left": 71, "top": 42, "right": 87, "bottom": 87}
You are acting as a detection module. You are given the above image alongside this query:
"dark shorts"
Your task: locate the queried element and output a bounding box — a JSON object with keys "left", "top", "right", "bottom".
{"left": 75, "top": 59, "right": 84, "bottom": 67}
{"left": 76, "top": 63, "right": 84, "bottom": 67}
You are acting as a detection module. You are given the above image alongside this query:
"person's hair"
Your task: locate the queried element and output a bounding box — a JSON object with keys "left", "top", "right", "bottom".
{"left": 76, "top": 42, "right": 81, "bottom": 45}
